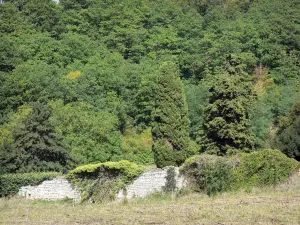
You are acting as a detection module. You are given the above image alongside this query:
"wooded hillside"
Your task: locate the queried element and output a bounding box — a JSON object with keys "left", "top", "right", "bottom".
{"left": 0, "top": 0, "right": 299, "bottom": 172}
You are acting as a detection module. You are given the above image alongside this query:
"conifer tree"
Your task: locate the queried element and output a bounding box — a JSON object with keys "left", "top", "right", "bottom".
{"left": 152, "top": 62, "right": 190, "bottom": 168}
{"left": 0, "top": 102, "right": 71, "bottom": 173}
{"left": 202, "top": 73, "right": 254, "bottom": 155}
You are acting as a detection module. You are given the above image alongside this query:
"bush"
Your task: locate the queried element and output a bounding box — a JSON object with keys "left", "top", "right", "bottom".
{"left": 0, "top": 172, "right": 59, "bottom": 197}
{"left": 67, "top": 160, "right": 146, "bottom": 203}
{"left": 122, "top": 128, "right": 154, "bottom": 164}
{"left": 181, "top": 154, "right": 236, "bottom": 196}
{"left": 181, "top": 150, "right": 300, "bottom": 195}
{"left": 234, "top": 149, "right": 300, "bottom": 187}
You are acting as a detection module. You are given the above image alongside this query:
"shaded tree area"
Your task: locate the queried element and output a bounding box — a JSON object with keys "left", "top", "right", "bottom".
{"left": 273, "top": 103, "right": 300, "bottom": 161}
{"left": 0, "top": 0, "right": 299, "bottom": 171}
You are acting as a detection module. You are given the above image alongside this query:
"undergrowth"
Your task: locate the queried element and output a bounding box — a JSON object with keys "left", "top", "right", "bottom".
{"left": 67, "top": 160, "right": 146, "bottom": 203}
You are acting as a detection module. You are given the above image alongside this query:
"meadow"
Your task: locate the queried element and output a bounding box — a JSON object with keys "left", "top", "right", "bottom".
{"left": 0, "top": 173, "right": 299, "bottom": 225}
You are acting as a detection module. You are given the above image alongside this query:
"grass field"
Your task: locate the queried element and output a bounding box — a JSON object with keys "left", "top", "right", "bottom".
{"left": 0, "top": 173, "right": 299, "bottom": 225}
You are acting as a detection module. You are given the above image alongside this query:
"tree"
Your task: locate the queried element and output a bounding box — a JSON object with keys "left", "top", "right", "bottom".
{"left": 49, "top": 100, "right": 123, "bottom": 164}
{"left": 152, "top": 62, "right": 190, "bottom": 168}
{"left": 0, "top": 104, "right": 32, "bottom": 150}
{"left": 273, "top": 118, "right": 300, "bottom": 161}
{"left": 184, "top": 82, "right": 209, "bottom": 141}
{"left": 134, "top": 73, "right": 157, "bottom": 131}
{"left": 0, "top": 61, "right": 64, "bottom": 124}
{"left": 273, "top": 102, "right": 300, "bottom": 161}
{"left": 202, "top": 73, "right": 254, "bottom": 155}
{"left": 0, "top": 102, "right": 72, "bottom": 173}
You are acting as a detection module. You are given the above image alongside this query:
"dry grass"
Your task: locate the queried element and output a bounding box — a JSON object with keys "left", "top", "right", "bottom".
{"left": 0, "top": 173, "right": 299, "bottom": 225}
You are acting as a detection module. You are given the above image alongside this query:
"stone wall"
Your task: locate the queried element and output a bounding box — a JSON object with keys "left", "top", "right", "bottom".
{"left": 18, "top": 167, "right": 186, "bottom": 201}
{"left": 18, "top": 177, "right": 81, "bottom": 201}
{"left": 117, "top": 167, "right": 186, "bottom": 199}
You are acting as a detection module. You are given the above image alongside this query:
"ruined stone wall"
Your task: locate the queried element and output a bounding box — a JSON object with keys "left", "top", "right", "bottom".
{"left": 18, "top": 177, "right": 80, "bottom": 201}
{"left": 18, "top": 167, "right": 186, "bottom": 201}
{"left": 117, "top": 167, "right": 186, "bottom": 199}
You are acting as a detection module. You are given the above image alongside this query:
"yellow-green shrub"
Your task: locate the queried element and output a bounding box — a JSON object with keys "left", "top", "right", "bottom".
{"left": 234, "top": 149, "right": 300, "bottom": 187}
{"left": 181, "top": 150, "right": 300, "bottom": 195}
{"left": 67, "top": 160, "right": 146, "bottom": 202}
{"left": 122, "top": 128, "right": 154, "bottom": 164}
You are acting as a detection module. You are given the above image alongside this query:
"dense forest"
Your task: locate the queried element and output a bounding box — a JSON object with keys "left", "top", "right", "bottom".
{"left": 0, "top": 0, "right": 299, "bottom": 173}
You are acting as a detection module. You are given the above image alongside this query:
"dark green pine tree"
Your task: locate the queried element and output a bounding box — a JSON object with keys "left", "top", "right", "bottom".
{"left": 0, "top": 102, "right": 72, "bottom": 173}
{"left": 202, "top": 73, "right": 255, "bottom": 155}
{"left": 152, "top": 62, "right": 190, "bottom": 168}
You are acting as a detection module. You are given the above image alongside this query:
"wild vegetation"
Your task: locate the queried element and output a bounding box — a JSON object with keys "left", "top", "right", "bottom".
{"left": 1, "top": 0, "right": 299, "bottom": 171}
{"left": 181, "top": 150, "right": 299, "bottom": 196}
{"left": 0, "top": 0, "right": 299, "bottom": 214}
{"left": 66, "top": 160, "right": 145, "bottom": 202}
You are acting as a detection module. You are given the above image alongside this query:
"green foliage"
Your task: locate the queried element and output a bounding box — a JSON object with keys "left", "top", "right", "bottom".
{"left": 202, "top": 73, "right": 255, "bottom": 155}
{"left": 122, "top": 128, "right": 154, "bottom": 164}
{"left": 152, "top": 62, "right": 190, "bottom": 168}
{"left": 68, "top": 160, "right": 146, "bottom": 183}
{"left": 0, "top": 172, "right": 59, "bottom": 197}
{"left": 0, "top": 0, "right": 299, "bottom": 170}
{"left": 0, "top": 102, "right": 72, "bottom": 173}
{"left": 0, "top": 61, "right": 63, "bottom": 119}
{"left": 273, "top": 102, "right": 300, "bottom": 160}
{"left": 184, "top": 82, "right": 209, "bottom": 140}
{"left": 249, "top": 78, "right": 299, "bottom": 149}
{"left": 234, "top": 150, "right": 300, "bottom": 187}
{"left": 182, "top": 150, "right": 299, "bottom": 195}
{"left": 249, "top": 90, "right": 276, "bottom": 149}
{"left": 181, "top": 154, "right": 236, "bottom": 196}
{"left": 67, "top": 160, "right": 146, "bottom": 202}
{"left": 49, "top": 100, "right": 123, "bottom": 164}
{"left": 133, "top": 69, "right": 158, "bottom": 131}
{"left": 0, "top": 104, "right": 32, "bottom": 149}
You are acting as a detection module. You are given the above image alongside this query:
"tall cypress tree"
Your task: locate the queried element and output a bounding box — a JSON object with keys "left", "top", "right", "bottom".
{"left": 0, "top": 102, "right": 71, "bottom": 173}
{"left": 152, "top": 62, "right": 190, "bottom": 168}
{"left": 202, "top": 73, "right": 254, "bottom": 155}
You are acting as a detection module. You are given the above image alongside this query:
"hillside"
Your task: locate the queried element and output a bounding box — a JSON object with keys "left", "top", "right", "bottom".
{"left": 0, "top": 0, "right": 299, "bottom": 171}
{"left": 0, "top": 2, "right": 300, "bottom": 224}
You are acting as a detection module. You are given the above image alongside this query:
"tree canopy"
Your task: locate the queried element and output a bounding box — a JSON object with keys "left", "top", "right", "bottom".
{"left": 0, "top": 0, "right": 299, "bottom": 171}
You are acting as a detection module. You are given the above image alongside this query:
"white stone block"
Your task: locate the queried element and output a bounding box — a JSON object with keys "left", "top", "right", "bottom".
{"left": 18, "top": 177, "right": 81, "bottom": 201}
